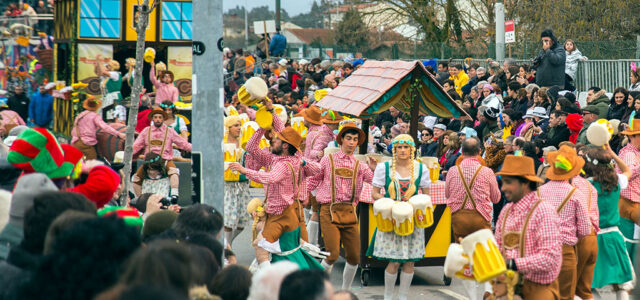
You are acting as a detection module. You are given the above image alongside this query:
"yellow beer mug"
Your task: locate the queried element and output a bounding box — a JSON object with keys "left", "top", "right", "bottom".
{"left": 241, "top": 121, "right": 259, "bottom": 149}
{"left": 290, "top": 116, "right": 308, "bottom": 138}
{"left": 460, "top": 229, "right": 507, "bottom": 283}
{"left": 392, "top": 201, "right": 414, "bottom": 236}
{"left": 444, "top": 243, "right": 475, "bottom": 280}
{"left": 238, "top": 113, "right": 250, "bottom": 126}
{"left": 373, "top": 198, "right": 394, "bottom": 232}
{"left": 409, "top": 194, "right": 434, "bottom": 228}
{"left": 429, "top": 163, "right": 441, "bottom": 183}
{"left": 223, "top": 144, "right": 240, "bottom": 181}
{"left": 255, "top": 104, "right": 287, "bottom": 130}
{"left": 237, "top": 77, "right": 268, "bottom": 106}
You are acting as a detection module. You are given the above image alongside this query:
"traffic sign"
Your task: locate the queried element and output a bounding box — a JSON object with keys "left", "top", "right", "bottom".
{"left": 505, "top": 20, "right": 515, "bottom": 44}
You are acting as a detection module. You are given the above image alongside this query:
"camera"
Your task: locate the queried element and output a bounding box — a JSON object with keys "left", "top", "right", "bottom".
{"left": 160, "top": 195, "right": 179, "bottom": 207}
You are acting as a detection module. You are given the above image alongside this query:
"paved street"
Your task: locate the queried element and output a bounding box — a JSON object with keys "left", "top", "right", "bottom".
{"left": 231, "top": 188, "right": 615, "bottom": 300}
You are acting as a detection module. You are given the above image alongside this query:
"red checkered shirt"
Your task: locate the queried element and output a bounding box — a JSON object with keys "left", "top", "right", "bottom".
{"left": 303, "top": 124, "right": 335, "bottom": 162}
{"left": 244, "top": 111, "right": 320, "bottom": 214}
{"left": 617, "top": 144, "right": 640, "bottom": 202}
{"left": 572, "top": 175, "right": 600, "bottom": 233}
{"left": 538, "top": 180, "right": 592, "bottom": 245}
{"left": 445, "top": 157, "right": 501, "bottom": 222}
{"left": 495, "top": 191, "right": 562, "bottom": 285}
{"left": 307, "top": 150, "right": 374, "bottom": 205}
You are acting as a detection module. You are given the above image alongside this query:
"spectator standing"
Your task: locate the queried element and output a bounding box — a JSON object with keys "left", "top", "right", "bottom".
{"left": 534, "top": 29, "right": 566, "bottom": 88}
{"left": 269, "top": 28, "right": 287, "bottom": 57}
{"left": 564, "top": 40, "right": 587, "bottom": 91}
{"left": 29, "top": 83, "right": 54, "bottom": 127}
{"left": 8, "top": 85, "right": 29, "bottom": 121}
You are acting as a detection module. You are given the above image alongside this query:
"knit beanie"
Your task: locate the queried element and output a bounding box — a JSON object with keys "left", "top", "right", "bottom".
{"left": 7, "top": 128, "right": 74, "bottom": 179}
{"left": 540, "top": 29, "right": 554, "bottom": 39}
{"left": 9, "top": 173, "right": 58, "bottom": 227}
{"left": 142, "top": 210, "right": 178, "bottom": 240}
{"left": 71, "top": 165, "right": 121, "bottom": 209}
{"left": 97, "top": 206, "right": 143, "bottom": 230}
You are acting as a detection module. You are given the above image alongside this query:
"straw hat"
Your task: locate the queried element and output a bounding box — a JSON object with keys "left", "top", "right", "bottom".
{"left": 82, "top": 96, "right": 102, "bottom": 111}
{"left": 336, "top": 123, "right": 365, "bottom": 146}
{"left": 299, "top": 105, "right": 323, "bottom": 125}
{"left": 496, "top": 155, "right": 543, "bottom": 182}
{"left": 321, "top": 110, "right": 344, "bottom": 124}
{"left": 275, "top": 127, "right": 303, "bottom": 152}
{"left": 147, "top": 107, "right": 168, "bottom": 120}
{"left": 545, "top": 145, "right": 585, "bottom": 181}
{"left": 621, "top": 118, "right": 640, "bottom": 136}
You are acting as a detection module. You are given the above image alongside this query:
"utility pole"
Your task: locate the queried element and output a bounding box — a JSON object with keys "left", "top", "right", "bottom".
{"left": 193, "top": 0, "right": 224, "bottom": 211}
{"left": 275, "top": 0, "right": 281, "bottom": 29}
{"left": 495, "top": 1, "right": 505, "bottom": 60}
{"left": 244, "top": 3, "right": 249, "bottom": 49}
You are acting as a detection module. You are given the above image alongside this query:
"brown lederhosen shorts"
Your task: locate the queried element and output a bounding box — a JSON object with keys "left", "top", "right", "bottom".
{"left": 451, "top": 209, "right": 491, "bottom": 241}
{"left": 262, "top": 204, "right": 300, "bottom": 243}
{"left": 619, "top": 196, "right": 640, "bottom": 225}
{"left": 575, "top": 231, "right": 597, "bottom": 299}
{"left": 309, "top": 192, "right": 320, "bottom": 213}
{"left": 319, "top": 204, "right": 360, "bottom": 265}
{"left": 134, "top": 160, "right": 177, "bottom": 185}
{"left": 291, "top": 200, "right": 307, "bottom": 242}
{"left": 73, "top": 140, "right": 97, "bottom": 160}
{"left": 522, "top": 279, "right": 560, "bottom": 300}
{"left": 558, "top": 244, "right": 577, "bottom": 300}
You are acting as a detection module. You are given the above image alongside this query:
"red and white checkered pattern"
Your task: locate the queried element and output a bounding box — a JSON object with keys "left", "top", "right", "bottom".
{"left": 572, "top": 176, "right": 600, "bottom": 233}
{"left": 308, "top": 150, "right": 374, "bottom": 205}
{"left": 495, "top": 191, "right": 563, "bottom": 285}
{"left": 303, "top": 124, "right": 335, "bottom": 162}
{"left": 444, "top": 158, "right": 501, "bottom": 221}
{"left": 618, "top": 144, "right": 640, "bottom": 202}
{"left": 539, "top": 180, "right": 592, "bottom": 246}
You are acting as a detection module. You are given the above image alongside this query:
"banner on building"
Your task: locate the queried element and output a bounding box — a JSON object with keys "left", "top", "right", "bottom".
{"left": 167, "top": 46, "right": 193, "bottom": 101}
{"left": 77, "top": 43, "right": 113, "bottom": 96}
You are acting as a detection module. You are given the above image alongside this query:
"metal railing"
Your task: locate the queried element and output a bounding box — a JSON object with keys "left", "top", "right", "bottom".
{"left": 0, "top": 14, "right": 54, "bottom": 38}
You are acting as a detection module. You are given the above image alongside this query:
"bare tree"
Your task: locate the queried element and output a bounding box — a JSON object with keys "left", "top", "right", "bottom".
{"left": 120, "top": 0, "right": 161, "bottom": 205}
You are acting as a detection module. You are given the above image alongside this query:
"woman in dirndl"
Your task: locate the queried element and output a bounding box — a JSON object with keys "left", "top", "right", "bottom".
{"left": 583, "top": 145, "right": 635, "bottom": 299}
{"left": 368, "top": 134, "right": 430, "bottom": 300}
{"left": 223, "top": 115, "right": 251, "bottom": 250}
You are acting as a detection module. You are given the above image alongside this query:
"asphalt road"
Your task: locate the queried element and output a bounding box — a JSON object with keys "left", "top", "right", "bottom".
{"left": 230, "top": 188, "right": 615, "bottom": 300}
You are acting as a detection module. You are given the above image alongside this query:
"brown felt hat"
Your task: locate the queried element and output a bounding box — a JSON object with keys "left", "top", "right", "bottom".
{"left": 621, "top": 119, "right": 640, "bottom": 136}
{"left": 336, "top": 122, "right": 365, "bottom": 146}
{"left": 496, "top": 155, "right": 544, "bottom": 183}
{"left": 545, "top": 145, "right": 585, "bottom": 181}
{"left": 148, "top": 107, "right": 168, "bottom": 121}
{"left": 275, "top": 127, "right": 303, "bottom": 152}
{"left": 82, "top": 96, "right": 101, "bottom": 111}
{"left": 300, "top": 105, "right": 323, "bottom": 125}
{"left": 321, "top": 110, "right": 344, "bottom": 124}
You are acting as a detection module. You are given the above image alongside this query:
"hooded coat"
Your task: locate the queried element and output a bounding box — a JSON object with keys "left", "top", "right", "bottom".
{"left": 535, "top": 30, "right": 566, "bottom": 87}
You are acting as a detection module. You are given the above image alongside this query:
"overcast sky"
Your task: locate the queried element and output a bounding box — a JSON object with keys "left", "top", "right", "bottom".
{"left": 223, "top": 0, "right": 315, "bottom": 17}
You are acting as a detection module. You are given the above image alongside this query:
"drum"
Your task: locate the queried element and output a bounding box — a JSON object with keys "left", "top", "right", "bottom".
{"left": 460, "top": 229, "right": 506, "bottom": 283}
{"left": 373, "top": 198, "right": 394, "bottom": 232}
{"left": 392, "top": 201, "right": 414, "bottom": 236}
{"left": 444, "top": 243, "right": 474, "bottom": 280}
{"left": 408, "top": 194, "right": 434, "bottom": 228}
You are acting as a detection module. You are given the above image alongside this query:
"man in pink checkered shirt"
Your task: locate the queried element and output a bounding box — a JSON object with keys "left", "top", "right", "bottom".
{"left": 538, "top": 146, "right": 591, "bottom": 300}
{"left": 445, "top": 138, "right": 500, "bottom": 240}
{"left": 495, "top": 155, "right": 562, "bottom": 299}
{"left": 307, "top": 122, "right": 376, "bottom": 291}
{"left": 617, "top": 120, "right": 640, "bottom": 224}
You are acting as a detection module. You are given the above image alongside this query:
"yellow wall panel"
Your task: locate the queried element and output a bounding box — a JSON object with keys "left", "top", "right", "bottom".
{"left": 126, "top": 0, "right": 157, "bottom": 41}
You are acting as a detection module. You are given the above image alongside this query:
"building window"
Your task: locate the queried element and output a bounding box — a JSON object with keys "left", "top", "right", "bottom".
{"left": 79, "top": 0, "right": 121, "bottom": 39}
{"left": 161, "top": 1, "right": 192, "bottom": 40}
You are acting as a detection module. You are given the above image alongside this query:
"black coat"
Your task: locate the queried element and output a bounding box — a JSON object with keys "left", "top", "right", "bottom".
{"left": 535, "top": 42, "right": 566, "bottom": 87}
{"left": 7, "top": 94, "right": 29, "bottom": 121}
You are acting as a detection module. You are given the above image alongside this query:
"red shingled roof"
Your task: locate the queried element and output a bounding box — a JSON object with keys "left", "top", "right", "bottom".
{"left": 287, "top": 28, "right": 334, "bottom": 45}
{"left": 316, "top": 60, "right": 469, "bottom": 119}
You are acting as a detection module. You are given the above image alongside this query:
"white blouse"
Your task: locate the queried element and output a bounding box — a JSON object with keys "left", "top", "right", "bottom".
{"left": 372, "top": 160, "right": 431, "bottom": 189}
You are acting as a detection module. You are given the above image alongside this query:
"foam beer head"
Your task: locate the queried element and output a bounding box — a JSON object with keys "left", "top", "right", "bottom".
{"left": 444, "top": 243, "right": 471, "bottom": 278}
{"left": 392, "top": 201, "right": 414, "bottom": 236}
{"left": 374, "top": 198, "right": 395, "bottom": 232}
{"left": 409, "top": 194, "right": 434, "bottom": 228}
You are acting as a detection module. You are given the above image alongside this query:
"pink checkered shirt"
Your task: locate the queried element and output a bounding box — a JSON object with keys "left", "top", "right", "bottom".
{"left": 71, "top": 110, "right": 122, "bottom": 146}
{"left": 307, "top": 150, "right": 374, "bottom": 205}
{"left": 303, "top": 124, "right": 335, "bottom": 162}
{"left": 445, "top": 157, "right": 501, "bottom": 222}
{"left": 572, "top": 176, "right": 600, "bottom": 233}
{"left": 538, "top": 180, "right": 592, "bottom": 245}
{"left": 617, "top": 144, "right": 640, "bottom": 202}
{"left": 495, "top": 191, "right": 562, "bottom": 285}
{"left": 133, "top": 124, "right": 192, "bottom": 161}
{"left": 244, "top": 110, "right": 320, "bottom": 214}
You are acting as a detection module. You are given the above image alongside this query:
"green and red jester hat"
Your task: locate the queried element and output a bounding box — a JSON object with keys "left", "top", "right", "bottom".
{"left": 7, "top": 128, "right": 76, "bottom": 179}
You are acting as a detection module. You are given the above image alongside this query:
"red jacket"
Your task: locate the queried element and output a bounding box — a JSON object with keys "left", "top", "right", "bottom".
{"left": 136, "top": 109, "right": 151, "bottom": 133}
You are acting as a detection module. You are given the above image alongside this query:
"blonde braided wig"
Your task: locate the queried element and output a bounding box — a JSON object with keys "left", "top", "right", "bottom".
{"left": 388, "top": 134, "right": 417, "bottom": 201}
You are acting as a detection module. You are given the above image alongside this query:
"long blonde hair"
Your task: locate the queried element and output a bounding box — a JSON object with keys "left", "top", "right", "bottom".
{"left": 388, "top": 134, "right": 417, "bottom": 200}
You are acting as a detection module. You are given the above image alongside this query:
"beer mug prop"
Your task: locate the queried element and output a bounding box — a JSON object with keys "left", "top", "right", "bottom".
{"left": 259, "top": 136, "right": 270, "bottom": 149}
{"left": 460, "top": 229, "right": 506, "bottom": 283}
{"left": 255, "top": 107, "right": 273, "bottom": 130}
{"left": 274, "top": 104, "right": 288, "bottom": 124}
{"left": 223, "top": 144, "right": 240, "bottom": 181}
{"left": 409, "top": 194, "right": 434, "bottom": 228}
{"left": 241, "top": 121, "right": 259, "bottom": 149}
{"left": 237, "top": 77, "right": 268, "bottom": 106}
{"left": 392, "top": 201, "right": 414, "bottom": 236}
{"left": 291, "top": 116, "right": 307, "bottom": 138}
{"left": 429, "top": 162, "right": 440, "bottom": 183}
{"left": 586, "top": 119, "right": 613, "bottom": 146}
{"left": 225, "top": 105, "right": 239, "bottom": 116}
{"left": 373, "top": 198, "right": 394, "bottom": 232}
{"left": 238, "top": 113, "right": 250, "bottom": 126}
{"left": 444, "top": 244, "right": 474, "bottom": 280}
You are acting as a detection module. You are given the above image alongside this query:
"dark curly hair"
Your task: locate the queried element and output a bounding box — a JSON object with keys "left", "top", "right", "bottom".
{"left": 582, "top": 148, "right": 619, "bottom": 194}
{"left": 142, "top": 152, "right": 166, "bottom": 178}
{"left": 18, "top": 216, "right": 141, "bottom": 300}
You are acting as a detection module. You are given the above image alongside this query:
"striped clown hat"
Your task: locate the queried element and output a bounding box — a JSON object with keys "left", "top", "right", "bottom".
{"left": 7, "top": 128, "right": 76, "bottom": 179}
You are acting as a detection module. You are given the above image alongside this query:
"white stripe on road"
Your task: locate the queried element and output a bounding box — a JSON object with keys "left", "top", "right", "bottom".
{"left": 437, "top": 289, "right": 468, "bottom": 300}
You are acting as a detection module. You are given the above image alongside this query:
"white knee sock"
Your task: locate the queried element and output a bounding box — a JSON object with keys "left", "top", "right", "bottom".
{"left": 397, "top": 272, "right": 413, "bottom": 300}
{"left": 616, "top": 290, "right": 629, "bottom": 300}
{"left": 342, "top": 263, "right": 358, "bottom": 290}
{"left": 384, "top": 271, "right": 396, "bottom": 300}
{"left": 321, "top": 260, "right": 333, "bottom": 274}
{"left": 224, "top": 231, "right": 233, "bottom": 249}
{"left": 461, "top": 279, "right": 478, "bottom": 300}
{"left": 232, "top": 228, "right": 243, "bottom": 241}
{"left": 307, "top": 221, "right": 319, "bottom": 245}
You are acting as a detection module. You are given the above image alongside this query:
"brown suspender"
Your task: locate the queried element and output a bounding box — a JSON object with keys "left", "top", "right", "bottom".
{"left": 285, "top": 162, "right": 304, "bottom": 219}
{"left": 456, "top": 165, "right": 484, "bottom": 210}
{"left": 500, "top": 199, "right": 544, "bottom": 257}
{"left": 146, "top": 126, "right": 170, "bottom": 155}
{"left": 328, "top": 153, "right": 360, "bottom": 205}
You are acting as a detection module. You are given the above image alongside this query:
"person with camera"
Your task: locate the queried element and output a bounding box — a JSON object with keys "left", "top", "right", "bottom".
{"left": 533, "top": 29, "right": 566, "bottom": 88}
{"left": 132, "top": 152, "right": 177, "bottom": 198}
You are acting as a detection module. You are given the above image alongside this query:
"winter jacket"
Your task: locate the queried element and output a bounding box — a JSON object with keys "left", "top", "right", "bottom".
{"left": 590, "top": 92, "right": 611, "bottom": 119}
{"left": 7, "top": 94, "right": 29, "bottom": 121}
{"left": 607, "top": 101, "right": 627, "bottom": 120}
{"left": 535, "top": 42, "right": 566, "bottom": 87}
{"left": 565, "top": 49, "right": 585, "bottom": 80}
{"left": 540, "top": 123, "right": 570, "bottom": 148}
{"left": 28, "top": 91, "right": 53, "bottom": 127}
{"left": 269, "top": 33, "right": 287, "bottom": 56}
{"left": 450, "top": 71, "right": 469, "bottom": 97}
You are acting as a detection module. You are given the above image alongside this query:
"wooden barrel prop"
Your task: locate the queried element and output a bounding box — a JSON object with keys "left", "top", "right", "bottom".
{"left": 96, "top": 123, "right": 127, "bottom": 162}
